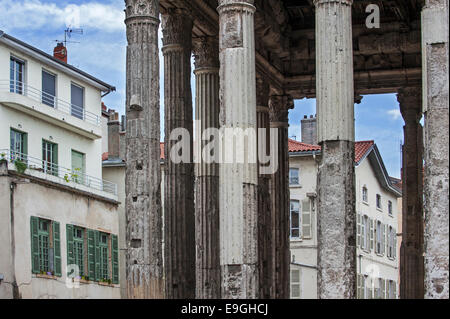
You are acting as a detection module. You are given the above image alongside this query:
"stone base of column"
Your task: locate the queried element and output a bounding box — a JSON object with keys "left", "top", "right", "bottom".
{"left": 317, "top": 140, "right": 356, "bottom": 299}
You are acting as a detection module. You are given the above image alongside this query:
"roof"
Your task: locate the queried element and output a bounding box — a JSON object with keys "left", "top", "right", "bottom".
{"left": 288, "top": 139, "right": 375, "bottom": 164}
{"left": 0, "top": 30, "right": 115, "bottom": 93}
{"left": 102, "top": 142, "right": 164, "bottom": 163}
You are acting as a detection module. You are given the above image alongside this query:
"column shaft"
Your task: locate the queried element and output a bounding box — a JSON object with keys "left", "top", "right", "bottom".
{"left": 162, "top": 10, "right": 195, "bottom": 299}
{"left": 398, "top": 87, "right": 424, "bottom": 299}
{"left": 314, "top": 0, "right": 356, "bottom": 299}
{"left": 124, "top": 0, "right": 164, "bottom": 299}
{"left": 193, "top": 37, "right": 221, "bottom": 299}
{"left": 218, "top": 0, "right": 259, "bottom": 299}
{"left": 422, "top": 0, "right": 449, "bottom": 299}
{"left": 268, "top": 95, "right": 293, "bottom": 299}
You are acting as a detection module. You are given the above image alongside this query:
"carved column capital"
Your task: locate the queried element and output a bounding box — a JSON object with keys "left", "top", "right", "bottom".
{"left": 313, "top": 0, "right": 353, "bottom": 6}
{"left": 268, "top": 95, "right": 294, "bottom": 125}
{"left": 125, "top": 0, "right": 159, "bottom": 23}
{"left": 162, "top": 9, "right": 193, "bottom": 48}
{"left": 218, "top": 0, "right": 256, "bottom": 14}
{"left": 193, "top": 37, "right": 219, "bottom": 69}
{"left": 397, "top": 87, "right": 422, "bottom": 122}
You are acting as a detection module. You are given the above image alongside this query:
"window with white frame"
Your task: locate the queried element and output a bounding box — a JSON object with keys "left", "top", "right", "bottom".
{"left": 10, "top": 56, "right": 25, "bottom": 94}
{"left": 290, "top": 200, "right": 301, "bottom": 239}
{"left": 362, "top": 186, "right": 368, "bottom": 203}
{"left": 290, "top": 269, "right": 301, "bottom": 299}
{"left": 387, "top": 226, "right": 396, "bottom": 259}
{"left": 376, "top": 194, "right": 382, "bottom": 210}
{"left": 376, "top": 221, "right": 382, "bottom": 254}
{"left": 289, "top": 168, "right": 299, "bottom": 185}
{"left": 388, "top": 200, "right": 393, "bottom": 216}
{"left": 361, "top": 215, "right": 368, "bottom": 250}
{"left": 387, "top": 280, "right": 397, "bottom": 299}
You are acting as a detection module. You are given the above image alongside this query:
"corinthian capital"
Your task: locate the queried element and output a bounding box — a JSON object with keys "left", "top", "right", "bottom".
{"left": 193, "top": 37, "right": 219, "bottom": 69}
{"left": 125, "top": 0, "right": 159, "bottom": 21}
{"left": 161, "top": 9, "right": 193, "bottom": 47}
{"left": 268, "top": 95, "right": 294, "bottom": 124}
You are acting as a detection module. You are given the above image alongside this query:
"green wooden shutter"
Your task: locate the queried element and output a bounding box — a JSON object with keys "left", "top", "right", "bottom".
{"left": 66, "top": 224, "right": 74, "bottom": 275}
{"left": 301, "top": 199, "right": 311, "bottom": 239}
{"left": 53, "top": 221, "right": 61, "bottom": 276}
{"left": 30, "top": 216, "right": 40, "bottom": 274}
{"left": 370, "top": 218, "right": 374, "bottom": 251}
{"left": 87, "top": 229, "right": 95, "bottom": 280}
{"left": 23, "top": 132, "right": 28, "bottom": 157}
{"left": 357, "top": 214, "right": 361, "bottom": 248}
{"left": 94, "top": 230, "right": 100, "bottom": 281}
{"left": 112, "top": 234, "right": 119, "bottom": 284}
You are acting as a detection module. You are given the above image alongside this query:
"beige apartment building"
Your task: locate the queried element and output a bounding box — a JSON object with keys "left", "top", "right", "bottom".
{"left": 289, "top": 116, "right": 402, "bottom": 299}
{"left": 0, "top": 31, "right": 120, "bottom": 298}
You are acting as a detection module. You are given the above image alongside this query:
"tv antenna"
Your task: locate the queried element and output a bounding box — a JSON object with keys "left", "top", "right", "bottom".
{"left": 54, "top": 27, "right": 83, "bottom": 47}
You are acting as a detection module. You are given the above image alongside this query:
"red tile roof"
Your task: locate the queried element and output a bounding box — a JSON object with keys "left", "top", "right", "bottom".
{"left": 288, "top": 139, "right": 374, "bottom": 164}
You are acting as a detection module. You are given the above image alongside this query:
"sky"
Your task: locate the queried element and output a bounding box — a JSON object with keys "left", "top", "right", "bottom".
{"left": 0, "top": 0, "right": 405, "bottom": 178}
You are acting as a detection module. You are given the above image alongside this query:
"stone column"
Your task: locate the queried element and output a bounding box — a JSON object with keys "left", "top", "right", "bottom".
{"left": 268, "top": 94, "right": 293, "bottom": 299}
{"left": 398, "top": 87, "right": 424, "bottom": 299}
{"left": 218, "top": 0, "right": 259, "bottom": 299}
{"left": 256, "top": 75, "right": 271, "bottom": 299}
{"left": 162, "top": 9, "right": 195, "bottom": 299}
{"left": 124, "top": 0, "right": 163, "bottom": 299}
{"left": 314, "top": 0, "right": 356, "bottom": 299}
{"left": 422, "top": 0, "right": 449, "bottom": 299}
{"left": 193, "top": 36, "right": 221, "bottom": 299}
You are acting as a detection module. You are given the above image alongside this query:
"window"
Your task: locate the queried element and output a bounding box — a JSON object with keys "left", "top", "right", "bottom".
{"left": 66, "top": 226, "right": 119, "bottom": 284}
{"left": 42, "top": 140, "right": 58, "bottom": 176}
{"left": 376, "top": 194, "right": 382, "bottom": 210}
{"left": 388, "top": 201, "right": 393, "bottom": 216}
{"left": 71, "top": 83, "right": 84, "bottom": 119}
{"left": 361, "top": 215, "right": 367, "bottom": 250}
{"left": 357, "top": 274, "right": 366, "bottom": 299}
{"left": 290, "top": 200, "right": 300, "bottom": 239}
{"left": 289, "top": 168, "right": 299, "bottom": 185}
{"left": 301, "top": 199, "right": 312, "bottom": 239}
{"left": 42, "top": 70, "right": 56, "bottom": 107}
{"left": 358, "top": 215, "right": 373, "bottom": 251}
{"left": 10, "top": 56, "right": 24, "bottom": 94}
{"left": 362, "top": 186, "right": 368, "bottom": 203}
{"left": 290, "top": 269, "right": 301, "bottom": 299}
{"left": 387, "top": 280, "right": 397, "bottom": 299}
{"left": 71, "top": 150, "right": 85, "bottom": 184}
{"left": 387, "top": 226, "right": 397, "bottom": 259}
{"left": 10, "top": 128, "right": 27, "bottom": 161}
{"left": 30, "top": 216, "right": 61, "bottom": 276}
{"left": 376, "top": 221, "right": 382, "bottom": 254}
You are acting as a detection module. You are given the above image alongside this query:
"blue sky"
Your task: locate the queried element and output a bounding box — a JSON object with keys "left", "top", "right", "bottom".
{"left": 0, "top": 0, "right": 405, "bottom": 178}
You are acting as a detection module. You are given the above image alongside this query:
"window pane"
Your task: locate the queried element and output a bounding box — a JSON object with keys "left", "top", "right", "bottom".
{"left": 42, "top": 71, "right": 56, "bottom": 107}
{"left": 71, "top": 84, "right": 84, "bottom": 119}
{"left": 289, "top": 168, "right": 299, "bottom": 185}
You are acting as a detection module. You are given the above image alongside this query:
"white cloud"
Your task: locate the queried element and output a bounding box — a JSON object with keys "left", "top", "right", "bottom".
{"left": 387, "top": 109, "right": 402, "bottom": 121}
{"left": 0, "top": 0, "right": 125, "bottom": 32}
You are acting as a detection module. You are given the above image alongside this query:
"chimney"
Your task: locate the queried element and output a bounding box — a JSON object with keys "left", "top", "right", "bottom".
{"left": 107, "top": 111, "right": 120, "bottom": 159}
{"left": 301, "top": 114, "right": 317, "bottom": 145}
{"left": 53, "top": 42, "right": 67, "bottom": 63}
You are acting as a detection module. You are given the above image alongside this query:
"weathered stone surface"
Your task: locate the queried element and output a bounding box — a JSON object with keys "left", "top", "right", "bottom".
{"left": 218, "top": 0, "right": 259, "bottom": 299}
{"left": 398, "top": 87, "right": 424, "bottom": 299}
{"left": 422, "top": 0, "right": 449, "bottom": 300}
{"left": 124, "top": 0, "right": 164, "bottom": 299}
{"left": 193, "top": 36, "right": 221, "bottom": 299}
{"left": 162, "top": 9, "right": 196, "bottom": 299}
{"left": 268, "top": 94, "right": 293, "bottom": 299}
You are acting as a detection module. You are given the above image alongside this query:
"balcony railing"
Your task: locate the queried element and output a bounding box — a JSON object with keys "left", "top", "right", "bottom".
{"left": 0, "top": 80, "right": 100, "bottom": 126}
{"left": 1, "top": 149, "right": 117, "bottom": 196}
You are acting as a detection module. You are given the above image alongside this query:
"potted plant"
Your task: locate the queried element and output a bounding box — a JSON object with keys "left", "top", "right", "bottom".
{"left": 14, "top": 159, "right": 27, "bottom": 174}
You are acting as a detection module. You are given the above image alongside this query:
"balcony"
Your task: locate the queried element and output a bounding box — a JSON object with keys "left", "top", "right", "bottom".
{"left": 1, "top": 149, "right": 117, "bottom": 198}
{"left": 0, "top": 80, "right": 102, "bottom": 139}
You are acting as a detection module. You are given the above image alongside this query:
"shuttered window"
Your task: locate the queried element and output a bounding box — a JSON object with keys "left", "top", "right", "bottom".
{"left": 290, "top": 200, "right": 301, "bottom": 239}
{"left": 42, "top": 70, "right": 56, "bottom": 107}
{"left": 10, "top": 128, "right": 27, "bottom": 162}
{"left": 290, "top": 269, "right": 301, "bottom": 299}
{"left": 71, "top": 83, "right": 84, "bottom": 119}
{"left": 99, "top": 232, "right": 109, "bottom": 281}
{"left": 30, "top": 216, "right": 61, "bottom": 276}
{"left": 301, "top": 199, "right": 312, "bottom": 239}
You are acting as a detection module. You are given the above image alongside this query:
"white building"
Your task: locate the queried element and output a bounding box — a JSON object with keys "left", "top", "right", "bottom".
{"left": 0, "top": 31, "right": 121, "bottom": 299}
{"left": 289, "top": 118, "right": 402, "bottom": 299}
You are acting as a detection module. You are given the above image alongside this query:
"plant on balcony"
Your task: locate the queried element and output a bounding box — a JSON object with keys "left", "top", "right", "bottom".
{"left": 14, "top": 159, "right": 27, "bottom": 174}
{"left": 63, "top": 173, "right": 70, "bottom": 183}
{"left": 0, "top": 152, "right": 7, "bottom": 165}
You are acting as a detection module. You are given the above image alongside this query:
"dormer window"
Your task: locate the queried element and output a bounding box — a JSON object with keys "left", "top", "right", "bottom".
{"left": 376, "top": 194, "right": 382, "bottom": 210}
{"left": 362, "top": 186, "right": 368, "bottom": 203}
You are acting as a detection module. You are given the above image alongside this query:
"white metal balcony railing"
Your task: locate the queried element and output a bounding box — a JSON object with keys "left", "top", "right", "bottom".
{"left": 0, "top": 80, "right": 100, "bottom": 125}
{"left": 1, "top": 149, "right": 117, "bottom": 196}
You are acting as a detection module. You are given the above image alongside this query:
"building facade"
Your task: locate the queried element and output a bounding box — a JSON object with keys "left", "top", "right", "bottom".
{"left": 0, "top": 32, "right": 120, "bottom": 299}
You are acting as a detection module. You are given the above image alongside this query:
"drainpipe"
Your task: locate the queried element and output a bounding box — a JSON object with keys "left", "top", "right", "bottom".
{"left": 10, "top": 181, "right": 19, "bottom": 298}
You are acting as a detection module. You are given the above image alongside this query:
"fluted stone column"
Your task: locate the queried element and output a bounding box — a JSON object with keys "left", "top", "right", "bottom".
{"left": 422, "top": 0, "right": 449, "bottom": 299}
{"left": 256, "top": 75, "right": 271, "bottom": 299}
{"left": 268, "top": 94, "right": 293, "bottom": 299}
{"left": 398, "top": 87, "right": 424, "bottom": 299}
{"left": 218, "top": 0, "right": 259, "bottom": 299}
{"left": 193, "top": 36, "right": 221, "bottom": 299}
{"left": 124, "top": 0, "right": 164, "bottom": 299}
{"left": 314, "top": 0, "right": 356, "bottom": 299}
{"left": 162, "top": 9, "right": 195, "bottom": 299}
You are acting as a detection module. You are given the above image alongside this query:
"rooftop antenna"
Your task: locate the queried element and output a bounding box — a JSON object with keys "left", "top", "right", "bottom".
{"left": 54, "top": 27, "right": 83, "bottom": 47}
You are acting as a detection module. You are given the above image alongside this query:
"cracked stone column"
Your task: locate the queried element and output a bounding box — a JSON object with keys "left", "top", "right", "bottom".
{"left": 422, "top": 0, "right": 449, "bottom": 299}
{"left": 268, "top": 94, "right": 293, "bottom": 299}
{"left": 314, "top": 0, "right": 356, "bottom": 299}
{"left": 193, "top": 36, "right": 221, "bottom": 299}
{"left": 162, "top": 9, "right": 195, "bottom": 299}
{"left": 398, "top": 87, "right": 424, "bottom": 299}
{"left": 218, "top": 0, "right": 259, "bottom": 299}
{"left": 124, "top": 0, "right": 164, "bottom": 299}
{"left": 256, "top": 75, "right": 271, "bottom": 299}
